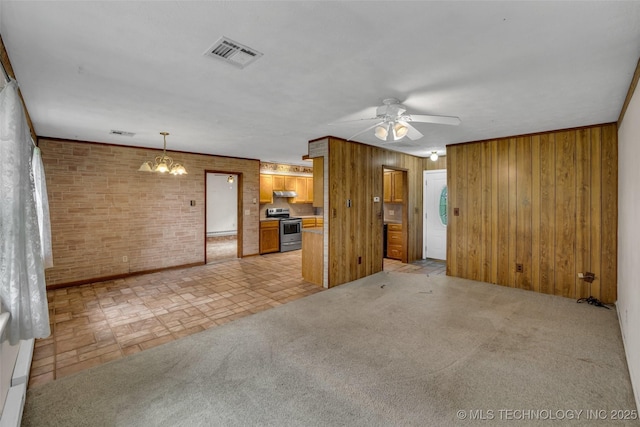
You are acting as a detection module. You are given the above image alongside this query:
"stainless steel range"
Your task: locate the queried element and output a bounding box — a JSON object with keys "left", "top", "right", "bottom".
{"left": 266, "top": 208, "right": 302, "bottom": 252}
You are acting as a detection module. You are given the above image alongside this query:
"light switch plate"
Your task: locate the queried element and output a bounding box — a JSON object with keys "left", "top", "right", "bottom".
{"left": 245, "top": 209, "right": 250, "bottom": 216}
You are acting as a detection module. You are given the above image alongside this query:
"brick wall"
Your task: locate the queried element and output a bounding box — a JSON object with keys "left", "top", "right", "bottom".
{"left": 39, "top": 138, "right": 260, "bottom": 287}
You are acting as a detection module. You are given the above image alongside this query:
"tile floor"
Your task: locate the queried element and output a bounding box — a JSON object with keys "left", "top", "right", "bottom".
{"left": 206, "top": 235, "right": 238, "bottom": 263}
{"left": 29, "top": 253, "right": 445, "bottom": 388}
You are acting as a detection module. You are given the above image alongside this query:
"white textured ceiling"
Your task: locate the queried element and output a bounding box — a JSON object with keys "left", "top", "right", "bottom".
{"left": 1, "top": 1, "right": 639, "bottom": 165}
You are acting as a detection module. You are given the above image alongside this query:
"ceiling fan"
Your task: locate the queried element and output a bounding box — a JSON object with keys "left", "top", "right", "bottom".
{"left": 336, "top": 98, "right": 461, "bottom": 142}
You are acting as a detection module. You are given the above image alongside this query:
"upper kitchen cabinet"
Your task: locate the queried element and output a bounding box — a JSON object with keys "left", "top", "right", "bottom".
{"left": 313, "top": 157, "right": 323, "bottom": 207}
{"left": 273, "top": 175, "right": 284, "bottom": 191}
{"left": 284, "top": 176, "right": 297, "bottom": 192}
{"left": 392, "top": 171, "right": 403, "bottom": 202}
{"left": 292, "top": 176, "right": 314, "bottom": 204}
{"left": 383, "top": 170, "right": 404, "bottom": 203}
{"left": 293, "top": 177, "right": 307, "bottom": 203}
{"left": 260, "top": 173, "right": 314, "bottom": 204}
{"left": 306, "top": 177, "right": 314, "bottom": 202}
{"left": 260, "top": 175, "right": 273, "bottom": 204}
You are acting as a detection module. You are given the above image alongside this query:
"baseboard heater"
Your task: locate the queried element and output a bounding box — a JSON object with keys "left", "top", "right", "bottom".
{"left": 0, "top": 312, "right": 34, "bottom": 427}
{"left": 206, "top": 230, "right": 237, "bottom": 237}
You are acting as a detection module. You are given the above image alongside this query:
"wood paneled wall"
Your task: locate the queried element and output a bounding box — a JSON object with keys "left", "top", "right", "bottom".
{"left": 324, "top": 137, "right": 425, "bottom": 287}
{"left": 425, "top": 155, "right": 446, "bottom": 170}
{"left": 40, "top": 138, "right": 260, "bottom": 287}
{"left": 446, "top": 123, "right": 618, "bottom": 303}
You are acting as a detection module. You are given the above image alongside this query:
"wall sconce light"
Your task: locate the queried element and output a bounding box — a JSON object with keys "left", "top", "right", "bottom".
{"left": 227, "top": 175, "right": 234, "bottom": 183}
{"left": 430, "top": 151, "right": 439, "bottom": 162}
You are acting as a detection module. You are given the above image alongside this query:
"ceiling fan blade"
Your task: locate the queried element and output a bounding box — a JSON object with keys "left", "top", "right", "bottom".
{"left": 329, "top": 117, "right": 380, "bottom": 126}
{"left": 407, "top": 114, "right": 461, "bottom": 126}
{"left": 346, "top": 121, "right": 384, "bottom": 141}
{"left": 402, "top": 122, "right": 424, "bottom": 141}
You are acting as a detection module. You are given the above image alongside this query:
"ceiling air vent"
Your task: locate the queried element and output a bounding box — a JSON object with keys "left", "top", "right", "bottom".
{"left": 204, "top": 37, "right": 263, "bottom": 69}
{"left": 110, "top": 130, "right": 135, "bottom": 137}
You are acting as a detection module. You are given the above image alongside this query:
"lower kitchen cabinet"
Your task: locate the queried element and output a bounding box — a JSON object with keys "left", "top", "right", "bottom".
{"left": 302, "top": 218, "right": 316, "bottom": 228}
{"left": 259, "top": 221, "right": 280, "bottom": 254}
{"left": 386, "top": 223, "right": 404, "bottom": 260}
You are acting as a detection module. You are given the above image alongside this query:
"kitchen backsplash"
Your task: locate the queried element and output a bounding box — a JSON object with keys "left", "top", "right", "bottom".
{"left": 260, "top": 198, "right": 316, "bottom": 218}
{"left": 383, "top": 203, "right": 403, "bottom": 222}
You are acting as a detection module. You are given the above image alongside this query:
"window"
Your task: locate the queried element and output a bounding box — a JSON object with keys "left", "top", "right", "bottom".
{"left": 439, "top": 186, "right": 447, "bottom": 226}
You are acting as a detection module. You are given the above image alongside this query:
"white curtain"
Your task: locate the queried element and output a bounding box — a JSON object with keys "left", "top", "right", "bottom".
{"left": 0, "top": 80, "right": 50, "bottom": 344}
{"left": 32, "top": 146, "right": 53, "bottom": 269}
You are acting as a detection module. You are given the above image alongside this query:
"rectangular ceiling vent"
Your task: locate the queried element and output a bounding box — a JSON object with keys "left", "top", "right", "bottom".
{"left": 204, "top": 37, "right": 263, "bottom": 69}
{"left": 110, "top": 130, "right": 135, "bottom": 137}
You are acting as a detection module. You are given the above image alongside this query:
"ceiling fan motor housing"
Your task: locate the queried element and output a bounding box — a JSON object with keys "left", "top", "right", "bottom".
{"left": 376, "top": 98, "right": 407, "bottom": 120}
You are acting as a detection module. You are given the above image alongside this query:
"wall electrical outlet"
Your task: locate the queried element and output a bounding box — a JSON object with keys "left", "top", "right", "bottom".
{"left": 122, "top": 256, "right": 128, "bottom": 263}
{"left": 245, "top": 209, "right": 250, "bottom": 216}
{"left": 389, "top": 210, "right": 395, "bottom": 216}
{"left": 515, "top": 263, "right": 523, "bottom": 273}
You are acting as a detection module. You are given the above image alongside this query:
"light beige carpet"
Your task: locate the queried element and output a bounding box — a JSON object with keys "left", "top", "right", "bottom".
{"left": 23, "top": 272, "right": 637, "bottom": 426}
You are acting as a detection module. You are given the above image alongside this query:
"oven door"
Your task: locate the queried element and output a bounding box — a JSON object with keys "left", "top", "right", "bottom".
{"left": 280, "top": 219, "right": 302, "bottom": 252}
{"left": 281, "top": 220, "right": 301, "bottom": 236}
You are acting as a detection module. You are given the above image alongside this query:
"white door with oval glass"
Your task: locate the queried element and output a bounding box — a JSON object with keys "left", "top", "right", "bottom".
{"left": 423, "top": 170, "right": 447, "bottom": 260}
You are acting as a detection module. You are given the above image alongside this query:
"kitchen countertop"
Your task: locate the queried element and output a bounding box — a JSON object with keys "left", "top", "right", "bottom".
{"left": 384, "top": 220, "right": 402, "bottom": 224}
{"left": 302, "top": 227, "right": 323, "bottom": 234}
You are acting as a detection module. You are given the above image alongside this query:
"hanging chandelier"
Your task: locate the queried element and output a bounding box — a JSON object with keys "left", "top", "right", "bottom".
{"left": 138, "top": 132, "right": 187, "bottom": 175}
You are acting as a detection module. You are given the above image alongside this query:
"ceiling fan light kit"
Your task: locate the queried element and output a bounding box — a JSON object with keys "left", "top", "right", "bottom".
{"left": 375, "top": 123, "right": 389, "bottom": 140}
{"left": 393, "top": 123, "right": 408, "bottom": 140}
{"left": 336, "top": 97, "right": 461, "bottom": 144}
{"left": 138, "top": 132, "right": 188, "bottom": 175}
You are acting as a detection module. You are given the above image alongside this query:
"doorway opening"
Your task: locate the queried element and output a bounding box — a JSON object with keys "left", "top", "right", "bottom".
{"left": 382, "top": 167, "right": 408, "bottom": 271}
{"left": 205, "top": 172, "right": 241, "bottom": 263}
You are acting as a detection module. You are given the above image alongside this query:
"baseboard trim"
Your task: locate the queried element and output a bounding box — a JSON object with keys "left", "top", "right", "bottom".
{"left": 46, "top": 262, "right": 204, "bottom": 290}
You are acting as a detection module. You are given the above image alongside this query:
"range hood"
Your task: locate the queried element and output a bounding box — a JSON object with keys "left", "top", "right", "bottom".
{"left": 273, "top": 190, "right": 297, "bottom": 198}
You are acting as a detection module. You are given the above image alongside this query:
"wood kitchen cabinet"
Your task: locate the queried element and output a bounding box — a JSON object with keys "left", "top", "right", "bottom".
{"left": 259, "top": 175, "right": 273, "bottom": 204}
{"left": 386, "top": 223, "right": 404, "bottom": 260}
{"left": 284, "top": 176, "right": 297, "bottom": 191}
{"left": 391, "top": 171, "right": 404, "bottom": 202}
{"left": 383, "top": 173, "right": 391, "bottom": 202}
{"left": 306, "top": 177, "right": 314, "bottom": 203}
{"left": 259, "top": 220, "right": 280, "bottom": 254}
{"left": 293, "top": 177, "right": 307, "bottom": 203}
{"left": 313, "top": 157, "right": 323, "bottom": 207}
{"left": 292, "top": 176, "right": 314, "bottom": 204}
{"left": 302, "top": 218, "right": 316, "bottom": 228}
{"left": 383, "top": 171, "right": 404, "bottom": 203}
{"left": 272, "top": 175, "right": 285, "bottom": 191}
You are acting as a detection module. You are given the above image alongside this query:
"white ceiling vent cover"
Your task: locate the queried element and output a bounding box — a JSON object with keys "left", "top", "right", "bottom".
{"left": 204, "top": 37, "right": 263, "bottom": 69}
{"left": 110, "top": 130, "right": 135, "bottom": 137}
